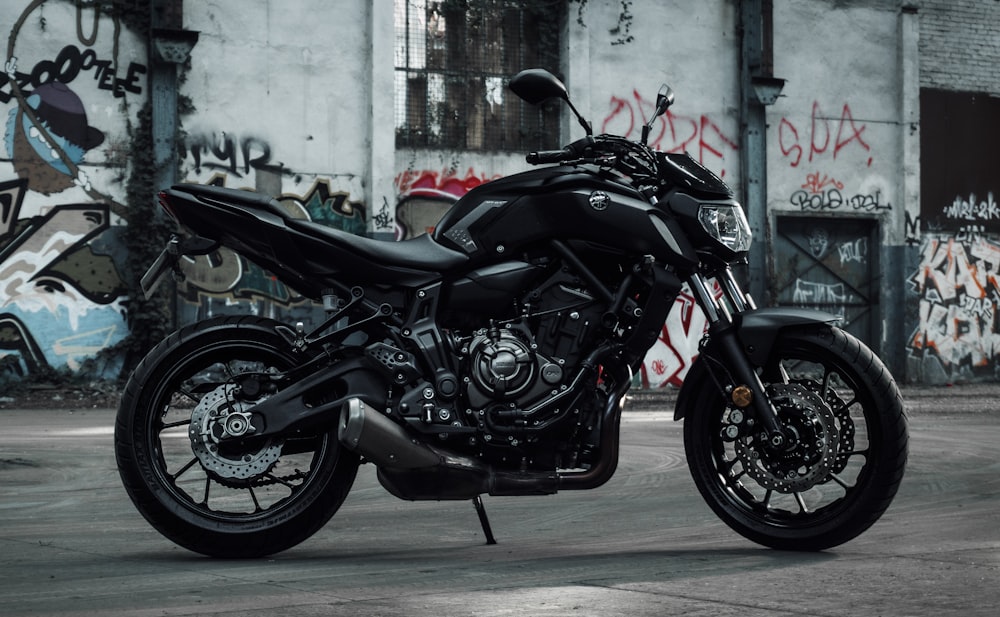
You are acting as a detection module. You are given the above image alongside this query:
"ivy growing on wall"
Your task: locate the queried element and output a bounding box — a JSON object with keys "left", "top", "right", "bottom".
{"left": 120, "top": 102, "right": 174, "bottom": 378}
{"left": 98, "top": 0, "right": 176, "bottom": 380}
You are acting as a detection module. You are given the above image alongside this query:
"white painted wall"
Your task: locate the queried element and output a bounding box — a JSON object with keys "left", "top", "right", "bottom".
{"left": 180, "top": 1, "right": 372, "bottom": 208}
{"left": 575, "top": 0, "right": 741, "bottom": 185}
{"left": 769, "top": 1, "right": 905, "bottom": 225}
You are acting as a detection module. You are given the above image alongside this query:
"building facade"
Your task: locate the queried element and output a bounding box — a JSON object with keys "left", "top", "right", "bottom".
{"left": 1, "top": 0, "right": 998, "bottom": 385}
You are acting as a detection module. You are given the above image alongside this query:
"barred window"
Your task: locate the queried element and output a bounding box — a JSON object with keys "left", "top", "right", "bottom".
{"left": 394, "top": 0, "right": 564, "bottom": 151}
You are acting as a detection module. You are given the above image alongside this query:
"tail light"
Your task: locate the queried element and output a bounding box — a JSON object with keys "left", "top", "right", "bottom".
{"left": 157, "top": 191, "right": 178, "bottom": 221}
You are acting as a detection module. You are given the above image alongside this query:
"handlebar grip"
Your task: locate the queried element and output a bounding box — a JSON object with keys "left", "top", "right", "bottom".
{"left": 526, "top": 148, "right": 573, "bottom": 164}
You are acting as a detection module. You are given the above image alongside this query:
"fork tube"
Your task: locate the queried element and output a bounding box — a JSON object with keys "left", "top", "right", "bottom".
{"left": 719, "top": 268, "right": 755, "bottom": 312}
{"left": 689, "top": 272, "right": 788, "bottom": 448}
{"left": 688, "top": 273, "right": 729, "bottom": 325}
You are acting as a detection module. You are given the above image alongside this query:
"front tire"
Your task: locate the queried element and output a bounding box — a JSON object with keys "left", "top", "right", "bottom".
{"left": 115, "top": 316, "right": 359, "bottom": 558}
{"left": 683, "top": 325, "right": 907, "bottom": 551}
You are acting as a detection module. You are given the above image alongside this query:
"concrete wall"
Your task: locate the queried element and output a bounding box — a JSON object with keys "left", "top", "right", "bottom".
{"left": 2, "top": 0, "right": 998, "bottom": 385}
{"left": 766, "top": 1, "right": 916, "bottom": 379}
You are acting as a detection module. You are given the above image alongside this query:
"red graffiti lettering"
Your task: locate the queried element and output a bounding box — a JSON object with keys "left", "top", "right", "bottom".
{"left": 600, "top": 92, "right": 737, "bottom": 178}
{"left": 801, "top": 172, "right": 845, "bottom": 194}
{"left": 394, "top": 167, "right": 500, "bottom": 197}
{"left": 779, "top": 118, "right": 802, "bottom": 167}
{"left": 779, "top": 102, "right": 873, "bottom": 168}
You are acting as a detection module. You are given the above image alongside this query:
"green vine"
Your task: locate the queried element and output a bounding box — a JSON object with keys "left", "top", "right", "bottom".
{"left": 119, "top": 102, "right": 174, "bottom": 378}
{"left": 103, "top": 1, "right": 177, "bottom": 380}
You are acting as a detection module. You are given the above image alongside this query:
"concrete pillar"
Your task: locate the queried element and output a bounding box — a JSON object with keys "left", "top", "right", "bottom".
{"left": 887, "top": 5, "right": 920, "bottom": 379}
{"left": 740, "top": 0, "right": 768, "bottom": 305}
{"left": 563, "top": 4, "right": 591, "bottom": 144}
{"left": 368, "top": 0, "right": 396, "bottom": 240}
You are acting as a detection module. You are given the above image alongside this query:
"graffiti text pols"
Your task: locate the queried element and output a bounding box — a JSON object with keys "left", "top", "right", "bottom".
{"left": 790, "top": 188, "right": 891, "bottom": 213}
{"left": 0, "top": 44, "right": 146, "bottom": 103}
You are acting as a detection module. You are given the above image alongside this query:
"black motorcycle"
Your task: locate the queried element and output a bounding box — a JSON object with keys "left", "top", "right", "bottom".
{"left": 115, "top": 69, "right": 907, "bottom": 558}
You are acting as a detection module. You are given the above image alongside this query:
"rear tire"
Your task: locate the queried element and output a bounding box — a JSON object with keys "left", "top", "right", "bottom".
{"left": 115, "top": 316, "right": 359, "bottom": 558}
{"left": 682, "top": 325, "right": 907, "bottom": 551}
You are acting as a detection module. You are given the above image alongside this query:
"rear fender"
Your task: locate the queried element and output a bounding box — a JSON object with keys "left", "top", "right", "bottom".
{"left": 673, "top": 307, "right": 839, "bottom": 420}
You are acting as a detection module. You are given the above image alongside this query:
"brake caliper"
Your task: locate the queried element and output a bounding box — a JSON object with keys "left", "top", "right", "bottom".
{"left": 735, "top": 382, "right": 840, "bottom": 493}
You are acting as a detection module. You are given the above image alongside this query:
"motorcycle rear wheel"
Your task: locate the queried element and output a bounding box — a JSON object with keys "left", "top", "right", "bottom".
{"left": 683, "top": 325, "right": 907, "bottom": 551}
{"left": 115, "top": 316, "right": 359, "bottom": 558}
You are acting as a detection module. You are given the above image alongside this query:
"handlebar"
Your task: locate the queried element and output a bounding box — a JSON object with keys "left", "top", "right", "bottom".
{"left": 526, "top": 148, "right": 575, "bottom": 164}
{"left": 526, "top": 136, "right": 597, "bottom": 165}
{"left": 525, "top": 135, "right": 659, "bottom": 186}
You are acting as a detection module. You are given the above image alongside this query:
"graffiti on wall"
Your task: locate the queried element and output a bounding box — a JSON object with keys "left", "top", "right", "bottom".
{"left": 393, "top": 167, "right": 499, "bottom": 240}
{"left": 908, "top": 225, "right": 1000, "bottom": 380}
{"left": 600, "top": 89, "right": 738, "bottom": 178}
{"left": 0, "top": 178, "right": 127, "bottom": 375}
{"left": 778, "top": 101, "right": 873, "bottom": 169}
{"left": 779, "top": 105, "right": 890, "bottom": 220}
{"left": 911, "top": 91, "right": 1000, "bottom": 382}
{"left": 180, "top": 130, "right": 273, "bottom": 177}
{"left": 4, "top": 41, "right": 142, "bottom": 204}
{"left": 2, "top": 2, "right": 137, "bottom": 377}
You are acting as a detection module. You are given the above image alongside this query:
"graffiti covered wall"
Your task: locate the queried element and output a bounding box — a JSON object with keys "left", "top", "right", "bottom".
{"left": 908, "top": 89, "right": 1000, "bottom": 383}
{"left": 1, "top": 1, "right": 142, "bottom": 378}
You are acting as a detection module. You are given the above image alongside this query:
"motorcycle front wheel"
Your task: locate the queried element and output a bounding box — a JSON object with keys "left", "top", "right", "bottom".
{"left": 683, "top": 325, "right": 908, "bottom": 551}
{"left": 115, "top": 316, "right": 359, "bottom": 558}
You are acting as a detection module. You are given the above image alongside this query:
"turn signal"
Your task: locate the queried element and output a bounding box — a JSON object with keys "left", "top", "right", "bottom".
{"left": 731, "top": 385, "right": 753, "bottom": 408}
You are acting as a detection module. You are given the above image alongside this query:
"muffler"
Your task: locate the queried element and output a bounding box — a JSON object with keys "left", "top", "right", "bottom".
{"left": 338, "top": 398, "right": 559, "bottom": 500}
{"left": 338, "top": 398, "right": 440, "bottom": 469}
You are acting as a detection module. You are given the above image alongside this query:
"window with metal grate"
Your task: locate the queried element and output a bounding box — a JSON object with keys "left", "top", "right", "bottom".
{"left": 394, "top": 0, "right": 563, "bottom": 152}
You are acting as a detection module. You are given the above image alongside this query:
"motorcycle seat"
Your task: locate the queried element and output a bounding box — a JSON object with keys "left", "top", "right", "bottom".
{"left": 285, "top": 217, "right": 468, "bottom": 272}
{"left": 173, "top": 183, "right": 468, "bottom": 273}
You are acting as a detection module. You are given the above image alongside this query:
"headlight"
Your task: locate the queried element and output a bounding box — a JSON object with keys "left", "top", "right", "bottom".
{"left": 698, "top": 204, "right": 752, "bottom": 252}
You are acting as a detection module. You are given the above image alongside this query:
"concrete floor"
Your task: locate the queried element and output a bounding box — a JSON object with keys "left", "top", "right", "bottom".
{"left": 0, "top": 386, "right": 997, "bottom": 616}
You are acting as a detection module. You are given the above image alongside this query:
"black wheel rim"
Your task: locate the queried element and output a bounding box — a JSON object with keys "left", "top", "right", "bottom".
{"left": 143, "top": 341, "right": 332, "bottom": 524}
{"left": 709, "top": 340, "right": 879, "bottom": 529}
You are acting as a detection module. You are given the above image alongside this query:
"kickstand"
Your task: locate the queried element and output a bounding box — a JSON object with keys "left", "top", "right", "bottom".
{"left": 472, "top": 495, "right": 497, "bottom": 545}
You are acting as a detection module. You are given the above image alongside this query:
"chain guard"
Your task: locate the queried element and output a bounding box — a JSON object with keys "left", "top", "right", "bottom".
{"left": 735, "top": 382, "right": 841, "bottom": 493}
{"left": 188, "top": 384, "right": 283, "bottom": 487}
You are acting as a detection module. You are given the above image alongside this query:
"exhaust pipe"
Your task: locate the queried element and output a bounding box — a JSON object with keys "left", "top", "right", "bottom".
{"left": 339, "top": 398, "right": 560, "bottom": 500}
{"left": 338, "top": 399, "right": 440, "bottom": 469}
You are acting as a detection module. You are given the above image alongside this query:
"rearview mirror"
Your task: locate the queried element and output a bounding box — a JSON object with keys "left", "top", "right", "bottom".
{"left": 509, "top": 68, "right": 569, "bottom": 105}
{"left": 509, "top": 68, "right": 592, "bottom": 135}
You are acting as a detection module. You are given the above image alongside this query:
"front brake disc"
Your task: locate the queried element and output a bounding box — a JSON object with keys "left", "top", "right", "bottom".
{"left": 735, "top": 382, "right": 840, "bottom": 493}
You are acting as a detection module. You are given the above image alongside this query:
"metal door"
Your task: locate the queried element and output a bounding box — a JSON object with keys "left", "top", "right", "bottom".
{"left": 773, "top": 216, "right": 879, "bottom": 346}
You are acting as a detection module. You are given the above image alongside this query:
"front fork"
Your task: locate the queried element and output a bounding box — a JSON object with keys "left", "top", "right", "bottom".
{"left": 687, "top": 269, "right": 789, "bottom": 449}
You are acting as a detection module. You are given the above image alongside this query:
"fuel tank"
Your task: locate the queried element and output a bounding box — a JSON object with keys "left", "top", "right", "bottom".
{"left": 432, "top": 165, "right": 698, "bottom": 268}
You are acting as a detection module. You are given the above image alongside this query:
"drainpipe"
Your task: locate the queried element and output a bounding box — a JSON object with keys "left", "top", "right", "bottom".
{"left": 149, "top": 0, "right": 197, "bottom": 329}
{"left": 739, "top": 0, "right": 784, "bottom": 305}
{"left": 149, "top": 1, "right": 197, "bottom": 193}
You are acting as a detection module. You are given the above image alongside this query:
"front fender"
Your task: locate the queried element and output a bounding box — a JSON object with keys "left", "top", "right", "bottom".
{"left": 673, "top": 307, "right": 839, "bottom": 420}
{"left": 735, "top": 307, "right": 839, "bottom": 366}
